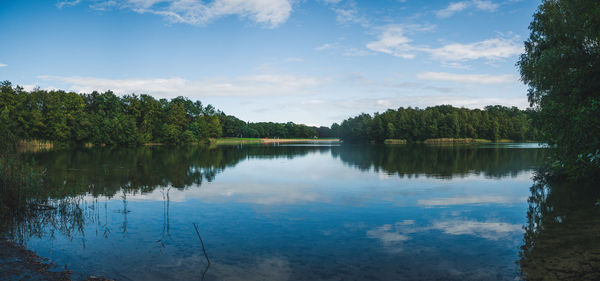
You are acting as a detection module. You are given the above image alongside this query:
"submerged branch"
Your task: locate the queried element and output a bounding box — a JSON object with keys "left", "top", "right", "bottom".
{"left": 193, "top": 222, "right": 211, "bottom": 281}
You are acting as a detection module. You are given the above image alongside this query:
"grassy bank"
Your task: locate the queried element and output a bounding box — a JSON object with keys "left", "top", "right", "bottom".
{"left": 16, "top": 140, "right": 54, "bottom": 152}
{"left": 495, "top": 139, "right": 515, "bottom": 143}
{"left": 212, "top": 138, "right": 340, "bottom": 145}
{"left": 15, "top": 138, "right": 341, "bottom": 148}
{"left": 384, "top": 139, "right": 408, "bottom": 144}
{"left": 422, "top": 138, "right": 494, "bottom": 144}
{"left": 211, "top": 138, "right": 263, "bottom": 144}
{"left": 383, "top": 138, "right": 526, "bottom": 145}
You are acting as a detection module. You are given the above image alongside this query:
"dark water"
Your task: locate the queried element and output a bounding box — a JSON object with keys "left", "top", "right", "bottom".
{"left": 4, "top": 143, "right": 582, "bottom": 280}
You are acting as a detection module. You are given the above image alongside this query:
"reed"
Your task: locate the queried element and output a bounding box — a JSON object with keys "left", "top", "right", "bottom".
{"left": 17, "top": 139, "right": 54, "bottom": 148}
{"left": 0, "top": 155, "right": 46, "bottom": 218}
{"left": 384, "top": 139, "right": 407, "bottom": 144}
{"left": 15, "top": 140, "right": 54, "bottom": 153}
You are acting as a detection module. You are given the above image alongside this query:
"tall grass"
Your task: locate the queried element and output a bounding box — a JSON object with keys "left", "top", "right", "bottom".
{"left": 0, "top": 152, "right": 91, "bottom": 243}
{"left": 384, "top": 139, "right": 408, "bottom": 144}
{"left": 0, "top": 155, "right": 46, "bottom": 219}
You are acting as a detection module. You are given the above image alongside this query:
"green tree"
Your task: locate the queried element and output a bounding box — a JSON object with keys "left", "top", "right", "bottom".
{"left": 0, "top": 107, "right": 16, "bottom": 152}
{"left": 518, "top": 0, "right": 600, "bottom": 174}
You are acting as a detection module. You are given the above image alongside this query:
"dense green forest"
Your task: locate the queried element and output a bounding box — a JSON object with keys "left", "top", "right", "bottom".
{"left": 0, "top": 81, "right": 333, "bottom": 146}
{"left": 336, "top": 105, "right": 541, "bottom": 143}
{"left": 1, "top": 80, "right": 543, "bottom": 146}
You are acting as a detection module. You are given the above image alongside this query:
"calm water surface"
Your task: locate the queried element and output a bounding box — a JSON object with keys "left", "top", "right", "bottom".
{"left": 12, "top": 144, "right": 550, "bottom": 280}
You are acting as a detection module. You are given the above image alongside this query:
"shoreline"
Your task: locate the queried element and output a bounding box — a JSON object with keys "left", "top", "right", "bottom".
{"left": 213, "top": 138, "right": 341, "bottom": 145}
{"left": 0, "top": 238, "right": 113, "bottom": 281}
{"left": 15, "top": 138, "right": 540, "bottom": 151}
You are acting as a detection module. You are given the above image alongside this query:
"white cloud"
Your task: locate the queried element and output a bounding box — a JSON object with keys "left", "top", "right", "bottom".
{"left": 417, "top": 72, "right": 518, "bottom": 84}
{"left": 427, "top": 37, "right": 522, "bottom": 61}
{"left": 435, "top": 2, "right": 469, "bottom": 18}
{"left": 432, "top": 220, "right": 522, "bottom": 240}
{"left": 56, "top": 0, "right": 81, "bottom": 9}
{"left": 367, "top": 218, "right": 522, "bottom": 252}
{"left": 366, "top": 221, "right": 413, "bottom": 253}
{"left": 321, "top": 0, "right": 369, "bottom": 27}
{"left": 85, "top": 0, "right": 294, "bottom": 28}
{"left": 472, "top": 0, "right": 499, "bottom": 11}
{"left": 366, "top": 25, "right": 521, "bottom": 62}
{"left": 332, "top": 1, "right": 369, "bottom": 27}
{"left": 37, "top": 74, "right": 328, "bottom": 98}
{"left": 436, "top": 0, "right": 498, "bottom": 18}
{"left": 366, "top": 25, "right": 416, "bottom": 59}
{"left": 418, "top": 195, "right": 527, "bottom": 206}
{"left": 130, "top": 181, "right": 328, "bottom": 205}
{"left": 315, "top": 43, "right": 337, "bottom": 51}
{"left": 316, "top": 42, "right": 371, "bottom": 57}
{"left": 367, "top": 225, "right": 410, "bottom": 243}
{"left": 341, "top": 47, "right": 371, "bottom": 57}
{"left": 0, "top": 63, "right": 7, "bottom": 68}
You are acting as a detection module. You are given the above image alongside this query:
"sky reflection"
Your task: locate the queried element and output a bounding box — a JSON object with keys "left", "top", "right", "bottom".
{"left": 16, "top": 144, "right": 545, "bottom": 280}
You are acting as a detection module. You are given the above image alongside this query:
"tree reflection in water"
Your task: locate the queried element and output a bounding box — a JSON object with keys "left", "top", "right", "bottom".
{"left": 1, "top": 145, "right": 324, "bottom": 244}
{"left": 5, "top": 144, "right": 584, "bottom": 281}
{"left": 519, "top": 172, "right": 600, "bottom": 280}
{"left": 2, "top": 144, "right": 549, "bottom": 245}
{"left": 333, "top": 144, "right": 546, "bottom": 179}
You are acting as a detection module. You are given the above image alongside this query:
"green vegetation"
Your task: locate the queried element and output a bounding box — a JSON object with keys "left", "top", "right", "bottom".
{"left": 422, "top": 138, "right": 493, "bottom": 144}
{"left": 1, "top": 81, "right": 542, "bottom": 147}
{"left": 383, "top": 139, "right": 407, "bottom": 144}
{"left": 0, "top": 81, "right": 334, "bottom": 146}
{"left": 518, "top": 0, "right": 600, "bottom": 176}
{"left": 212, "top": 138, "right": 264, "bottom": 144}
{"left": 219, "top": 118, "right": 335, "bottom": 140}
{"left": 336, "top": 105, "right": 540, "bottom": 143}
{"left": 0, "top": 155, "right": 44, "bottom": 217}
{"left": 516, "top": 2, "right": 600, "bottom": 274}
{"left": 213, "top": 138, "right": 339, "bottom": 145}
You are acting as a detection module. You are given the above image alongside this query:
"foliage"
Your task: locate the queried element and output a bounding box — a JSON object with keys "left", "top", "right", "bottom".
{"left": 0, "top": 81, "right": 331, "bottom": 145}
{"left": 217, "top": 114, "right": 331, "bottom": 139}
{"left": 337, "top": 105, "right": 540, "bottom": 143}
{"left": 518, "top": 0, "right": 600, "bottom": 176}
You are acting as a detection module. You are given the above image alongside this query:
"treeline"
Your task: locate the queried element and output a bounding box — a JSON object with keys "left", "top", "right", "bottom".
{"left": 0, "top": 81, "right": 332, "bottom": 145}
{"left": 219, "top": 115, "right": 334, "bottom": 139}
{"left": 0, "top": 81, "right": 540, "bottom": 146}
{"left": 336, "top": 105, "right": 540, "bottom": 143}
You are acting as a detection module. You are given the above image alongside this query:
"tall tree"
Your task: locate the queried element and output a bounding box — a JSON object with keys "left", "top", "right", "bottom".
{"left": 518, "top": 0, "right": 600, "bottom": 174}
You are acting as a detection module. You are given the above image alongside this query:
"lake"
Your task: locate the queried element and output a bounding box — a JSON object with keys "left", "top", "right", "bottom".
{"left": 5, "top": 143, "right": 554, "bottom": 280}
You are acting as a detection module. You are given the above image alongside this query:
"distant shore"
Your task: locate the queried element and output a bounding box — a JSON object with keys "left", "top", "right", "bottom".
{"left": 212, "top": 138, "right": 341, "bottom": 145}
{"left": 384, "top": 138, "right": 540, "bottom": 144}
{"left": 15, "top": 138, "right": 539, "bottom": 150}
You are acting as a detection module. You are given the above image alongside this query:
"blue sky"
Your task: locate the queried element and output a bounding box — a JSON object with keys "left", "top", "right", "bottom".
{"left": 0, "top": 0, "right": 539, "bottom": 126}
